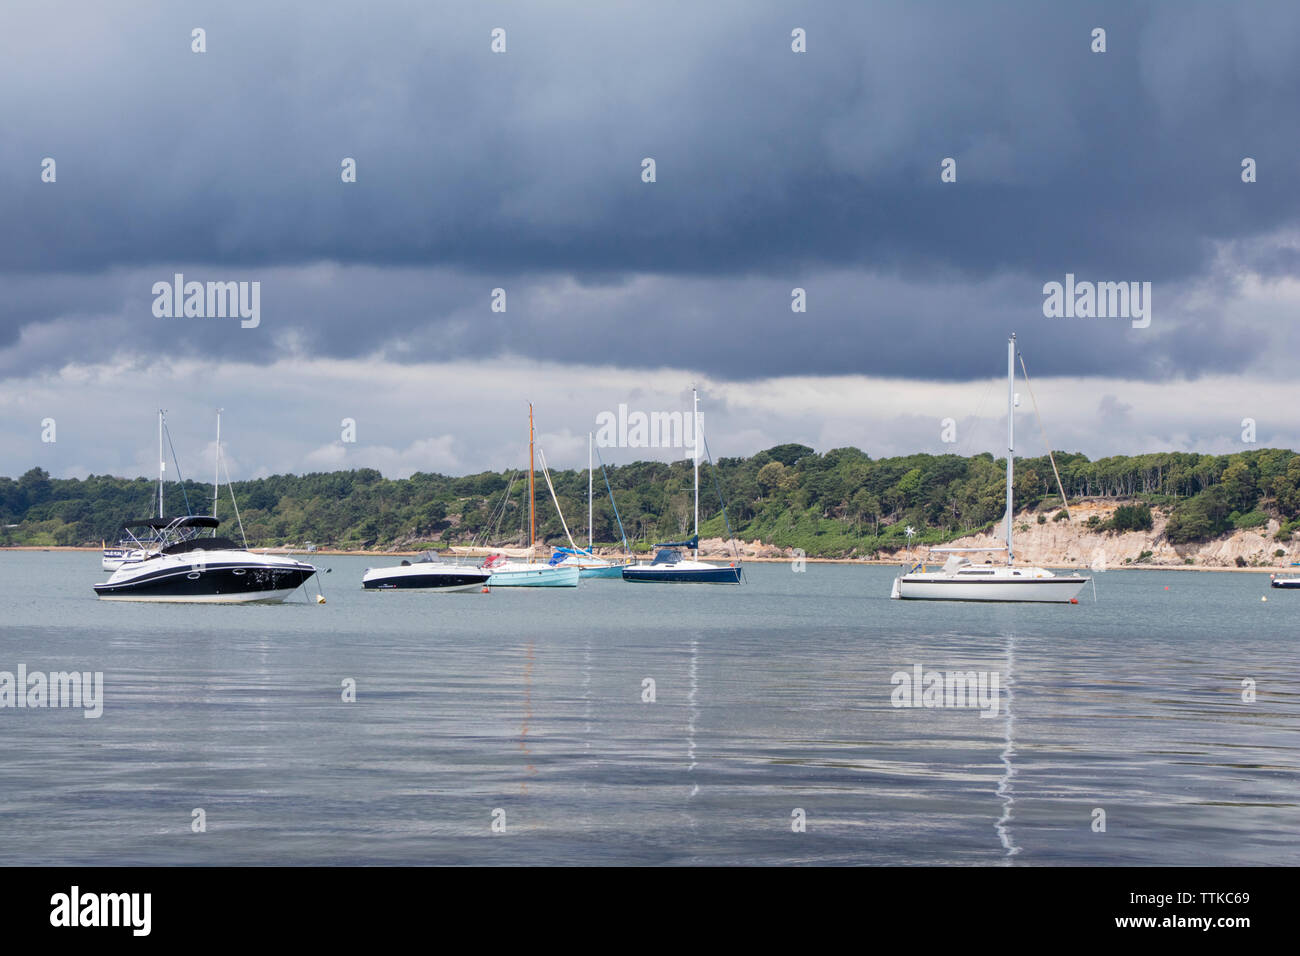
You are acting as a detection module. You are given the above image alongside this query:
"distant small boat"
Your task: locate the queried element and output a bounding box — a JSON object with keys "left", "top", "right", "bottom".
{"left": 484, "top": 553, "right": 581, "bottom": 587}
{"left": 550, "top": 548, "right": 625, "bottom": 578}
{"left": 102, "top": 410, "right": 183, "bottom": 570}
{"left": 363, "top": 553, "right": 490, "bottom": 592}
{"left": 622, "top": 535, "right": 742, "bottom": 584}
{"left": 621, "top": 388, "right": 742, "bottom": 585}
{"left": 540, "top": 433, "right": 632, "bottom": 579}
{"left": 1269, "top": 574, "right": 1300, "bottom": 589}
{"left": 483, "top": 404, "right": 582, "bottom": 588}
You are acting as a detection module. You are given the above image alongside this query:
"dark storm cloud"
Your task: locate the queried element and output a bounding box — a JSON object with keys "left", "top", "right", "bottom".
{"left": 1, "top": 0, "right": 1297, "bottom": 381}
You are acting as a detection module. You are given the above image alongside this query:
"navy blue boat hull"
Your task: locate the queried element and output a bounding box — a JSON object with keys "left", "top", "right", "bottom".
{"left": 622, "top": 566, "right": 742, "bottom": 584}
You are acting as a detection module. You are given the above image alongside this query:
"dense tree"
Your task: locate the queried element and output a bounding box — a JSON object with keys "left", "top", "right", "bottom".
{"left": 5, "top": 446, "right": 1298, "bottom": 555}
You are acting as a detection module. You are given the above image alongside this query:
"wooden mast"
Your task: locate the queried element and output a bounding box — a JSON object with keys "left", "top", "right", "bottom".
{"left": 528, "top": 403, "right": 536, "bottom": 560}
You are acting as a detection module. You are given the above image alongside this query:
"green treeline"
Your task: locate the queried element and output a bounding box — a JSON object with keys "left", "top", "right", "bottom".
{"left": 4, "top": 445, "right": 1299, "bottom": 555}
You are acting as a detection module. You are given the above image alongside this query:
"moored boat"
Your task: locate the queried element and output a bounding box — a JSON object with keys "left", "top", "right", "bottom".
{"left": 621, "top": 388, "right": 743, "bottom": 585}
{"left": 890, "top": 334, "right": 1090, "bottom": 604}
{"left": 362, "top": 553, "right": 491, "bottom": 592}
{"left": 93, "top": 411, "right": 320, "bottom": 604}
{"left": 93, "top": 517, "right": 318, "bottom": 603}
{"left": 483, "top": 404, "right": 583, "bottom": 588}
{"left": 621, "top": 536, "right": 742, "bottom": 584}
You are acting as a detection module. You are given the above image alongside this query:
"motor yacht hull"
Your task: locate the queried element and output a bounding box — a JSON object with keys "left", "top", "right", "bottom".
{"left": 93, "top": 551, "right": 317, "bottom": 603}
{"left": 362, "top": 564, "right": 490, "bottom": 592}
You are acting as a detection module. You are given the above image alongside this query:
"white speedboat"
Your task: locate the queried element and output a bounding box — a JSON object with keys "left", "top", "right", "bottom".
{"left": 102, "top": 526, "right": 159, "bottom": 571}
{"left": 363, "top": 553, "right": 491, "bottom": 591}
{"left": 94, "top": 412, "right": 319, "bottom": 604}
{"left": 890, "top": 333, "right": 1090, "bottom": 604}
{"left": 1269, "top": 574, "right": 1300, "bottom": 590}
{"left": 94, "top": 517, "right": 318, "bottom": 603}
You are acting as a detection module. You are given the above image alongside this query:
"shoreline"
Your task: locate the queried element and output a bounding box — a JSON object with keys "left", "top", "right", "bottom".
{"left": 4, "top": 544, "right": 1296, "bottom": 573}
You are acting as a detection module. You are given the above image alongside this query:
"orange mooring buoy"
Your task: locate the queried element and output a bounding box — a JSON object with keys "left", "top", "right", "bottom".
{"left": 1070, "top": 598, "right": 1078, "bottom": 604}
{"left": 481, "top": 586, "right": 490, "bottom": 593}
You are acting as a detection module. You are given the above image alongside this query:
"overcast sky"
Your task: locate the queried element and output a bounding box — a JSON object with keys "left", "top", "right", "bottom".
{"left": 3, "top": 0, "right": 1298, "bottom": 480}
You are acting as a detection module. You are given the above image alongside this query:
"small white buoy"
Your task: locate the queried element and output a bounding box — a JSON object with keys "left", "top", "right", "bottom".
{"left": 1261, "top": 595, "right": 1267, "bottom": 602}
{"left": 316, "top": 594, "right": 327, "bottom": 604}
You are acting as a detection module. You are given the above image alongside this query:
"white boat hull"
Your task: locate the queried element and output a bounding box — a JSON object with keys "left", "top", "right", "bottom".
{"left": 94, "top": 588, "right": 301, "bottom": 604}
{"left": 892, "top": 572, "right": 1088, "bottom": 603}
{"left": 362, "top": 563, "right": 490, "bottom": 592}
{"left": 93, "top": 547, "right": 317, "bottom": 603}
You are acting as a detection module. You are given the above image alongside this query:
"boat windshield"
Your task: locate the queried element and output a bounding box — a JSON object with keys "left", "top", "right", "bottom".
{"left": 651, "top": 548, "right": 683, "bottom": 566}
{"left": 160, "top": 536, "right": 241, "bottom": 555}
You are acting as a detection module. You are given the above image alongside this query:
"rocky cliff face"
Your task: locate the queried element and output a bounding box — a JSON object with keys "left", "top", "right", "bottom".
{"left": 944, "top": 502, "right": 1293, "bottom": 569}
{"left": 701, "top": 501, "right": 1298, "bottom": 568}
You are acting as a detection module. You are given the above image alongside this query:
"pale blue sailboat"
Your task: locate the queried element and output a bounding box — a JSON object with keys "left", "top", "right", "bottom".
{"left": 539, "top": 434, "right": 629, "bottom": 579}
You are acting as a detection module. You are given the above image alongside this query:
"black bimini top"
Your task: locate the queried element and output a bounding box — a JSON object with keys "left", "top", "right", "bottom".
{"left": 125, "top": 516, "right": 221, "bottom": 530}
{"left": 172, "top": 516, "right": 221, "bottom": 529}
{"left": 160, "top": 536, "right": 241, "bottom": 555}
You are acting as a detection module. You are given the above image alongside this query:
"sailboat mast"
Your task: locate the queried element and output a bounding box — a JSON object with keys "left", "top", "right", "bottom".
{"left": 528, "top": 404, "right": 536, "bottom": 559}
{"left": 213, "top": 408, "right": 222, "bottom": 518}
{"left": 157, "top": 409, "right": 165, "bottom": 519}
{"left": 588, "top": 432, "right": 593, "bottom": 552}
{"left": 1006, "top": 334, "right": 1015, "bottom": 565}
{"left": 693, "top": 386, "right": 699, "bottom": 560}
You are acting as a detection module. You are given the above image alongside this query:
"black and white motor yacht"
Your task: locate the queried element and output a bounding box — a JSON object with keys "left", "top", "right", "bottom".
{"left": 93, "top": 516, "right": 319, "bottom": 603}
{"left": 362, "top": 553, "right": 491, "bottom": 592}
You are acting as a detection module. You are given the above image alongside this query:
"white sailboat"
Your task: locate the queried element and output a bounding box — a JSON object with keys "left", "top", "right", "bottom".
{"left": 102, "top": 410, "right": 174, "bottom": 570}
{"left": 623, "top": 387, "right": 742, "bottom": 584}
{"left": 484, "top": 405, "right": 581, "bottom": 587}
{"left": 542, "top": 434, "right": 628, "bottom": 578}
{"left": 890, "top": 334, "right": 1090, "bottom": 603}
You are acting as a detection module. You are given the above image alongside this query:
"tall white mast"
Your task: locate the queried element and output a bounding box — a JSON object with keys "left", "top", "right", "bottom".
{"left": 213, "top": 408, "right": 222, "bottom": 518}
{"left": 693, "top": 386, "right": 699, "bottom": 560}
{"left": 157, "top": 409, "right": 165, "bottom": 519}
{"left": 588, "top": 432, "right": 593, "bottom": 552}
{"left": 1005, "top": 334, "right": 1015, "bottom": 565}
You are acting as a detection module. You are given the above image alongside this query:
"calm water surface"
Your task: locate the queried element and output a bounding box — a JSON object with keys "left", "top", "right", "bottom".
{"left": 0, "top": 552, "right": 1296, "bottom": 865}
